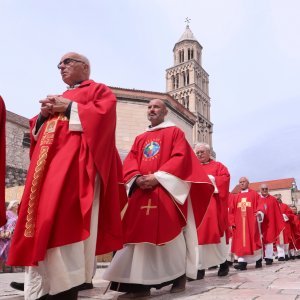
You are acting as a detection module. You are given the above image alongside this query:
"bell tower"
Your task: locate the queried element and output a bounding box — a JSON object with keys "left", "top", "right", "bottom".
{"left": 166, "top": 19, "right": 214, "bottom": 151}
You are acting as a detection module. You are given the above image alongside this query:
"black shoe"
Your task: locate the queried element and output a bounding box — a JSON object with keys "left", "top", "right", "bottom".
{"left": 218, "top": 261, "right": 229, "bottom": 276}
{"left": 196, "top": 269, "right": 205, "bottom": 279}
{"left": 170, "top": 274, "right": 186, "bottom": 293}
{"left": 265, "top": 258, "right": 273, "bottom": 265}
{"left": 48, "top": 288, "right": 78, "bottom": 299}
{"left": 10, "top": 281, "right": 24, "bottom": 291}
{"left": 278, "top": 257, "right": 285, "bottom": 261}
{"left": 76, "top": 282, "right": 93, "bottom": 291}
{"left": 187, "top": 269, "right": 206, "bottom": 281}
{"left": 285, "top": 255, "right": 290, "bottom": 261}
{"left": 291, "top": 255, "right": 295, "bottom": 260}
{"left": 208, "top": 265, "right": 218, "bottom": 270}
{"left": 234, "top": 262, "right": 247, "bottom": 270}
{"left": 117, "top": 290, "right": 151, "bottom": 299}
{"left": 227, "top": 261, "right": 233, "bottom": 266}
{"left": 255, "top": 258, "right": 262, "bottom": 268}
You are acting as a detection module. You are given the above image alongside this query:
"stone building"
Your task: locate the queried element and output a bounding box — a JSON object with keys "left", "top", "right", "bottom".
{"left": 4, "top": 24, "right": 213, "bottom": 200}
{"left": 5, "top": 111, "right": 30, "bottom": 201}
{"left": 113, "top": 87, "right": 196, "bottom": 159}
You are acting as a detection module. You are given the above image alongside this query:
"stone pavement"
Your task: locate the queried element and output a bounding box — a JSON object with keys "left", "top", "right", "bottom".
{"left": 1, "top": 259, "right": 300, "bottom": 299}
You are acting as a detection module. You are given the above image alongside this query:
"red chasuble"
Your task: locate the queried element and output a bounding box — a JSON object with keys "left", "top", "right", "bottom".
{"left": 259, "top": 195, "right": 285, "bottom": 244}
{"left": 229, "top": 189, "right": 262, "bottom": 256}
{"left": 289, "top": 213, "right": 300, "bottom": 250}
{"left": 8, "top": 81, "right": 126, "bottom": 266}
{"left": 277, "top": 202, "right": 293, "bottom": 245}
{"left": 0, "top": 97, "right": 6, "bottom": 227}
{"left": 197, "top": 160, "right": 230, "bottom": 244}
{"left": 122, "top": 125, "right": 214, "bottom": 245}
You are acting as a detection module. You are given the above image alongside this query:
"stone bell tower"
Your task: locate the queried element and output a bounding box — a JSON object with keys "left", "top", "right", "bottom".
{"left": 166, "top": 21, "right": 214, "bottom": 151}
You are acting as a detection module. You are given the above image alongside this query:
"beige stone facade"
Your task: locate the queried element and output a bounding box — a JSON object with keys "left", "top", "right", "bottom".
{"left": 112, "top": 87, "right": 196, "bottom": 159}
{"left": 6, "top": 111, "right": 30, "bottom": 189}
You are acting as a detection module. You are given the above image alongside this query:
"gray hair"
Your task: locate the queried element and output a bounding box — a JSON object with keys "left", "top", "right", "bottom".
{"left": 7, "top": 200, "right": 19, "bottom": 210}
{"left": 194, "top": 143, "right": 210, "bottom": 151}
{"left": 239, "top": 177, "right": 249, "bottom": 183}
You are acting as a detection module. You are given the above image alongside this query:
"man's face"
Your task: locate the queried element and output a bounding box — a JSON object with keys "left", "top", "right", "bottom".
{"left": 195, "top": 146, "right": 210, "bottom": 163}
{"left": 291, "top": 206, "right": 297, "bottom": 214}
{"left": 274, "top": 194, "right": 282, "bottom": 203}
{"left": 147, "top": 99, "right": 167, "bottom": 126}
{"left": 260, "top": 185, "right": 269, "bottom": 197}
{"left": 58, "top": 53, "right": 88, "bottom": 86}
{"left": 239, "top": 178, "right": 249, "bottom": 190}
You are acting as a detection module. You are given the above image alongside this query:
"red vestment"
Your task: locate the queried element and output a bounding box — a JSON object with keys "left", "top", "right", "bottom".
{"left": 259, "top": 195, "right": 285, "bottom": 244}
{"left": 0, "top": 97, "right": 6, "bottom": 227}
{"left": 276, "top": 202, "right": 293, "bottom": 245}
{"left": 8, "top": 81, "right": 126, "bottom": 266}
{"left": 229, "top": 189, "right": 262, "bottom": 256}
{"left": 122, "top": 126, "right": 214, "bottom": 245}
{"left": 289, "top": 213, "right": 300, "bottom": 250}
{"left": 197, "top": 160, "right": 230, "bottom": 244}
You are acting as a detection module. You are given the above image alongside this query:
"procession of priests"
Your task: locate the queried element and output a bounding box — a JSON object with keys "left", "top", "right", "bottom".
{"left": 1, "top": 53, "right": 300, "bottom": 300}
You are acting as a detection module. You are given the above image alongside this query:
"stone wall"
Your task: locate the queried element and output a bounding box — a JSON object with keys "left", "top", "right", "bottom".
{"left": 6, "top": 111, "right": 30, "bottom": 187}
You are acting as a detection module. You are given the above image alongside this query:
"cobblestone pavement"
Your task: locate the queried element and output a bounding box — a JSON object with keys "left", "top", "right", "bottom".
{"left": 1, "top": 259, "right": 300, "bottom": 299}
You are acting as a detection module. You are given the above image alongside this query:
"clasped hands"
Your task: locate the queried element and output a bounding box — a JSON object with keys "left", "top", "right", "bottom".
{"left": 39, "top": 95, "right": 71, "bottom": 118}
{"left": 136, "top": 174, "right": 159, "bottom": 190}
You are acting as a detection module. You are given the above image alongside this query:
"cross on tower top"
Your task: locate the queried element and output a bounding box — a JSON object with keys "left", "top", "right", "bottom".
{"left": 185, "top": 17, "right": 191, "bottom": 27}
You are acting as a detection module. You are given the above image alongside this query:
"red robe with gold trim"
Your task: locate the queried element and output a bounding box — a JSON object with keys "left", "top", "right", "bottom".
{"left": 122, "top": 125, "right": 214, "bottom": 245}
{"left": 259, "top": 195, "right": 285, "bottom": 244}
{"left": 0, "top": 97, "right": 6, "bottom": 227}
{"left": 229, "top": 189, "right": 262, "bottom": 256}
{"left": 197, "top": 160, "right": 230, "bottom": 244}
{"left": 8, "top": 81, "right": 126, "bottom": 266}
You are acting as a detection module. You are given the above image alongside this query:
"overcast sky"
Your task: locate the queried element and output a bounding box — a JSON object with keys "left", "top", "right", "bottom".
{"left": 1, "top": 0, "right": 299, "bottom": 191}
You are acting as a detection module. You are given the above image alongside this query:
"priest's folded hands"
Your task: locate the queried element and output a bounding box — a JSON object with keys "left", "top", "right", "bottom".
{"left": 39, "top": 95, "right": 71, "bottom": 115}
{"left": 136, "top": 174, "right": 159, "bottom": 189}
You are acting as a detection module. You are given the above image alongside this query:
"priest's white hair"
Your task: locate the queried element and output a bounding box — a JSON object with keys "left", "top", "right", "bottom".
{"left": 194, "top": 142, "right": 210, "bottom": 151}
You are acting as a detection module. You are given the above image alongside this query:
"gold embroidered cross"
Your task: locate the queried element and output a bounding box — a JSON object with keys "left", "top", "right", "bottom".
{"left": 141, "top": 199, "right": 157, "bottom": 215}
{"left": 237, "top": 197, "right": 252, "bottom": 247}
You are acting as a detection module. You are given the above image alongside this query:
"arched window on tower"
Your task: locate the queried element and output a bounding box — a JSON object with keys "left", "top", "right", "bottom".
{"left": 179, "top": 50, "right": 182, "bottom": 63}
{"left": 186, "top": 95, "right": 189, "bottom": 110}
{"left": 203, "top": 103, "right": 207, "bottom": 118}
{"left": 175, "top": 74, "right": 179, "bottom": 88}
{"left": 182, "top": 71, "right": 186, "bottom": 86}
{"left": 186, "top": 70, "right": 189, "bottom": 85}
{"left": 202, "top": 79, "right": 206, "bottom": 93}
{"left": 181, "top": 50, "right": 184, "bottom": 62}
{"left": 172, "top": 75, "right": 175, "bottom": 89}
{"left": 191, "top": 49, "right": 194, "bottom": 59}
{"left": 188, "top": 49, "right": 191, "bottom": 60}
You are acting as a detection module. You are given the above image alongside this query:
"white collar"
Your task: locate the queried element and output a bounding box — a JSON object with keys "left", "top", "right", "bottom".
{"left": 146, "top": 120, "right": 176, "bottom": 131}
{"left": 67, "top": 84, "right": 81, "bottom": 90}
{"left": 241, "top": 189, "right": 249, "bottom": 193}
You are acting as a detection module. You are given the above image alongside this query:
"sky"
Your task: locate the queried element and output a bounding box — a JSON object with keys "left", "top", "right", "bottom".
{"left": 1, "top": 0, "right": 299, "bottom": 191}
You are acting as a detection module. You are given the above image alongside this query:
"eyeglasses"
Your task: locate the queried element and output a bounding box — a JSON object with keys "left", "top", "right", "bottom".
{"left": 57, "top": 58, "right": 85, "bottom": 69}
